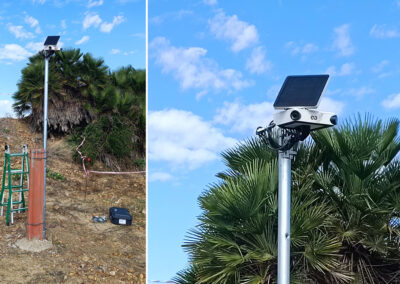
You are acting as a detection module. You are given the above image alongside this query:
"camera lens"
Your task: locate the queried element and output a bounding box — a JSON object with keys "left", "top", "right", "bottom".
{"left": 330, "top": 115, "right": 338, "bottom": 125}
{"left": 290, "top": 110, "right": 301, "bottom": 121}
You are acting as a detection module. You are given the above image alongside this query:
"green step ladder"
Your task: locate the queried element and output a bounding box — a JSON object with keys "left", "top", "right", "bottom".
{"left": 0, "top": 145, "right": 29, "bottom": 226}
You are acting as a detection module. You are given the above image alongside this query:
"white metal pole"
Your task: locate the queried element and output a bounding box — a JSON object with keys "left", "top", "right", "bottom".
{"left": 43, "top": 54, "right": 49, "bottom": 239}
{"left": 277, "top": 149, "right": 291, "bottom": 284}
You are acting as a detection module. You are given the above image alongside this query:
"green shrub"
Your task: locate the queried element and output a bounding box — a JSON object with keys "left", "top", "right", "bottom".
{"left": 46, "top": 168, "right": 66, "bottom": 181}
{"left": 71, "top": 114, "right": 141, "bottom": 170}
{"left": 134, "top": 159, "right": 145, "bottom": 170}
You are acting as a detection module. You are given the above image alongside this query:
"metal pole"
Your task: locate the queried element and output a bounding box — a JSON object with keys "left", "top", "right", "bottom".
{"left": 42, "top": 53, "right": 49, "bottom": 239}
{"left": 277, "top": 148, "right": 291, "bottom": 284}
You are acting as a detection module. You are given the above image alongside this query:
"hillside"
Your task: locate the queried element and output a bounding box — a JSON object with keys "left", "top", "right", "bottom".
{"left": 0, "top": 118, "right": 146, "bottom": 283}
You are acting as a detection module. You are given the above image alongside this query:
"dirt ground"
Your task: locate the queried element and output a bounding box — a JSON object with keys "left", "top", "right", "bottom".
{"left": 0, "top": 118, "right": 146, "bottom": 283}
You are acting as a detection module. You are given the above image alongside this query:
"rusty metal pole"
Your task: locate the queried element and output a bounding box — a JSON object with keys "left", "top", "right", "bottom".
{"left": 27, "top": 149, "right": 45, "bottom": 240}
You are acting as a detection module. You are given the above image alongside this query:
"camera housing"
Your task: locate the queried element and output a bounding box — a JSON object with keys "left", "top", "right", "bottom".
{"left": 273, "top": 107, "right": 337, "bottom": 131}
{"left": 44, "top": 45, "right": 61, "bottom": 51}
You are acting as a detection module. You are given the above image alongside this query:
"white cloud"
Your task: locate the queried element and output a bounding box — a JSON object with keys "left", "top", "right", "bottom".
{"left": 123, "top": 51, "right": 135, "bottom": 55}
{"left": 204, "top": 0, "right": 217, "bottom": 5}
{"left": 149, "top": 172, "right": 173, "bottom": 182}
{"left": 246, "top": 46, "right": 272, "bottom": 74}
{"left": 0, "top": 44, "right": 33, "bottom": 61}
{"left": 318, "top": 97, "right": 345, "bottom": 114}
{"left": 149, "top": 109, "right": 237, "bottom": 169}
{"left": 132, "top": 33, "right": 145, "bottom": 38}
{"left": 285, "top": 41, "right": 300, "bottom": 55}
{"left": 83, "top": 13, "right": 102, "bottom": 30}
{"left": 7, "top": 24, "right": 34, "bottom": 39}
{"left": 325, "top": 62, "right": 355, "bottom": 76}
{"left": 88, "top": 0, "right": 103, "bottom": 8}
{"left": 347, "top": 86, "right": 374, "bottom": 98}
{"left": 24, "top": 16, "right": 38, "bottom": 27}
{"left": 25, "top": 41, "right": 43, "bottom": 52}
{"left": 61, "top": 20, "right": 67, "bottom": 29}
{"left": 32, "top": 0, "right": 46, "bottom": 4}
{"left": 150, "top": 10, "right": 193, "bottom": 25}
{"left": 150, "top": 37, "right": 253, "bottom": 96}
{"left": 266, "top": 84, "right": 281, "bottom": 99}
{"left": 371, "top": 60, "right": 389, "bottom": 73}
{"left": 24, "top": 15, "right": 41, "bottom": 34}
{"left": 214, "top": 101, "right": 275, "bottom": 133}
{"left": 302, "top": 43, "right": 318, "bottom": 54}
{"left": 111, "top": 49, "right": 134, "bottom": 55}
{"left": 324, "top": 89, "right": 342, "bottom": 97}
{"left": 332, "top": 24, "right": 354, "bottom": 56}
{"left": 285, "top": 41, "right": 318, "bottom": 55}
{"left": 82, "top": 13, "right": 125, "bottom": 32}
{"left": 0, "top": 100, "right": 15, "bottom": 118}
{"left": 209, "top": 10, "right": 259, "bottom": 52}
{"left": 370, "top": 24, "right": 400, "bottom": 39}
{"left": 382, "top": 93, "right": 400, "bottom": 109}
{"left": 100, "top": 15, "right": 125, "bottom": 33}
{"left": 116, "top": 0, "right": 139, "bottom": 3}
{"left": 75, "top": 35, "right": 90, "bottom": 45}
{"left": 149, "top": 15, "right": 164, "bottom": 25}
{"left": 378, "top": 72, "right": 391, "bottom": 79}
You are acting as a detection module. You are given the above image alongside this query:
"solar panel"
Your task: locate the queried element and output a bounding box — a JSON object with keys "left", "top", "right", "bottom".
{"left": 273, "top": 75, "right": 329, "bottom": 109}
{"left": 44, "top": 36, "right": 60, "bottom": 46}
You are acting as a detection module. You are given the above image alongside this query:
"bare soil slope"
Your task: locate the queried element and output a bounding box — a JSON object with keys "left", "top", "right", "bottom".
{"left": 0, "top": 118, "right": 146, "bottom": 283}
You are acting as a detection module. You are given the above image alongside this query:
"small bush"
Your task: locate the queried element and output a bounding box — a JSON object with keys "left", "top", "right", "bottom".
{"left": 134, "top": 159, "right": 145, "bottom": 170}
{"left": 46, "top": 168, "right": 66, "bottom": 181}
{"left": 70, "top": 114, "right": 142, "bottom": 170}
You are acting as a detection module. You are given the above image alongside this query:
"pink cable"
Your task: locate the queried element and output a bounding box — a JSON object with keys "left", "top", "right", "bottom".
{"left": 76, "top": 136, "right": 146, "bottom": 178}
{"left": 89, "top": 170, "right": 146, "bottom": 175}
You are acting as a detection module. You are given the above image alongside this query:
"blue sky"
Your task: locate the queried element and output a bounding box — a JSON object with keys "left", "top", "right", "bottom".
{"left": 0, "top": 0, "right": 145, "bottom": 117}
{"left": 148, "top": 0, "right": 400, "bottom": 282}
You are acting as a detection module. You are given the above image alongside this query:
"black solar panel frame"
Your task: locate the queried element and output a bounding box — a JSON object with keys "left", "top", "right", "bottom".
{"left": 44, "top": 36, "right": 60, "bottom": 46}
{"left": 273, "top": 75, "right": 329, "bottom": 109}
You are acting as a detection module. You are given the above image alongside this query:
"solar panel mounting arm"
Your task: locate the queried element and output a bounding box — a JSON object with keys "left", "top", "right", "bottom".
{"left": 256, "top": 121, "right": 310, "bottom": 152}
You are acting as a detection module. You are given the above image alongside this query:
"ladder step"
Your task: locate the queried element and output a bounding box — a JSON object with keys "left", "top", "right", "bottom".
{"left": 7, "top": 153, "right": 27, "bottom": 157}
{"left": 10, "top": 170, "right": 28, "bottom": 174}
{"left": 11, "top": 185, "right": 23, "bottom": 189}
{"left": 11, "top": 207, "right": 27, "bottom": 212}
{"left": 12, "top": 189, "right": 28, "bottom": 193}
{"left": 0, "top": 200, "right": 26, "bottom": 206}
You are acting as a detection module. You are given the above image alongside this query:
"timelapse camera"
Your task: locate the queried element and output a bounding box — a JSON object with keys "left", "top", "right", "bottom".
{"left": 272, "top": 74, "right": 337, "bottom": 131}
{"left": 274, "top": 108, "right": 337, "bottom": 131}
{"left": 43, "top": 36, "right": 61, "bottom": 51}
{"left": 256, "top": 74, "right": 338, "bottom": 151}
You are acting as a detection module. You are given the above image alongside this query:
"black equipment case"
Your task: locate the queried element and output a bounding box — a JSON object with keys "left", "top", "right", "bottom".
{"left": 109, "top": 207, "right": 132, "bottom": 226}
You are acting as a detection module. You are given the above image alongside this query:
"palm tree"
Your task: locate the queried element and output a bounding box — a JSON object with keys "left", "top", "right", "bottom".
{"left": 173, "top": 266, "right": 199, "bottom": 284}
{"left": 110, "top": 66, "right": 146, "bottom": 154}
{"left": 13, "top": 49, "right": 146, "bottom": 170}
{"left": 12, "top": 49, "right": 101, "bottom": 133}
{"left": 312, "top": 114, "right": 400, "bottom": 283}
{"left": 176, "top": 114, "right": 400, "bottom": 283}
{"left": 182, "top": 149, "right": 349, "bottom": 283}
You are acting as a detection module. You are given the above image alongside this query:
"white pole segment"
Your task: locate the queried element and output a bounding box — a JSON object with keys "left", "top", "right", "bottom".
{"left": 277, "top": 150, "right": 291, "bottom": 284}
{"left": 43, "top": 55, "right": 49, "bottom": 239}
